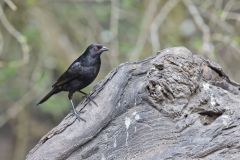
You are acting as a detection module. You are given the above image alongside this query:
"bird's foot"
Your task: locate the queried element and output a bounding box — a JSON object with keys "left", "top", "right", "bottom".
{"left": 79, "top": 90, "right": 98, "bottom": 107}
{"left": 71, "top": 109, "right": 86, "bottom": 114}
{"left": 85, "top": 95, "right": 98, "bottom": 107}
{"left": 70, "top": 99, "right": 86, "bottom": 122}
{"left": 78, "top": 109, "right": 86, "bottom": 114}
{"left": 72, "top": 111, "right": 86, "bottom": 122}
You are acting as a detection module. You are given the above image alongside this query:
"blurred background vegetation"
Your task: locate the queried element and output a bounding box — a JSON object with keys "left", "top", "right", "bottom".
{"left": 0, "top": 0, "right": 239, "bottom": 159}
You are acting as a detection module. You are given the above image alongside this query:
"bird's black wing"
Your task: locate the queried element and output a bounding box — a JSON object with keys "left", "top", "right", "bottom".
{"left": 52, "top": 61, "right": 83, "bottom": 88}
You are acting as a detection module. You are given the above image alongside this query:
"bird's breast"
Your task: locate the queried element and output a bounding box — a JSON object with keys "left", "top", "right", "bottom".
{"left": 80, "top": 64, "right": 100, "bottom": 81}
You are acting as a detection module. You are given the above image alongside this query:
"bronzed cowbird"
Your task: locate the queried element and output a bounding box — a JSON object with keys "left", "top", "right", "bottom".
{"left": 37, "top": 44, "right": 109, "bottom": 121}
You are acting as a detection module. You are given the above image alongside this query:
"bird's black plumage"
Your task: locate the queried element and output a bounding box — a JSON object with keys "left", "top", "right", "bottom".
{"left": 37, "top": 44, "right": 108, "bottom": 121}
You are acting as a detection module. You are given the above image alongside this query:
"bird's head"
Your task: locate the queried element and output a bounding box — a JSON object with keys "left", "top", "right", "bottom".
{"left": 87, "top": 44, "right": 109, "bottom": 57}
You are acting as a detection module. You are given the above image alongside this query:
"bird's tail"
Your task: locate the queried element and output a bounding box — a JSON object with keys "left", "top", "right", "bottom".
{"left": 37, "top": 88, "right": 58, "bottom": 105}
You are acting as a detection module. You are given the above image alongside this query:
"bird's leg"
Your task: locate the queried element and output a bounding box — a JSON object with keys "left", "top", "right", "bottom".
{"left": 79, "top": 90, "right": 98, "bottom": 107}
{"left": 68, "top": 92, "right": 86, "bottom": 122}
{"left": 70, "top": 99, "right": 86, "bottom": 122}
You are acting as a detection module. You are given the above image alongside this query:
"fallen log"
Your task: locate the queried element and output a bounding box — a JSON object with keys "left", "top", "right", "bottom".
{"left": 27, "top": 47, "right": 240, "bottom": 160}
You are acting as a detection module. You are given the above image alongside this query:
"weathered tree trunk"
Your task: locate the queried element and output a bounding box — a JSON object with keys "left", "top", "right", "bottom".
{"left": 27, "top": 47, "right": 240, "bottom": 160}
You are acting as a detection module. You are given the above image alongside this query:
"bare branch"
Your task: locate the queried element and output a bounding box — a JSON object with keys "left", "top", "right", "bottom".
{"left": 150, "top": 0, "right": 180, "bottom": 52}
{"left": 183, "top": 0, "right": 214, "bottom": 56}
{"left": 214, "top": 0, "right": 223, "bottom": 10}
{"left": 222, "top": 11, "right": 240, "bottom": 22}
{"left": 200, "top": 6, "right": 234, "bottom": 33}
{"left": 4, "top": 0, "right": 17, "bottom": 11}
{"left": 212, "top": 33, "right": 240, "bottom": 56}
{"left": 0, "top": 59, "right": 41, "bottom": 128}
{"left": 66, "top": 0, "right": 110, "bottom": 2}
{"left": 221, "top": 0, "right": 235, "bottom": 21}
{"left": 0, "top": 5, "right": 30, "bottom": 67}
{"left": 0, "top": 29, "right": 3, "bottom": 56}
{"left": 0, "top": 89, "right": 36, "bottom": 128}
{"left": 129, "top": 0, "right": 160, "bottom": 61}
{"left": 109, "top": 0, "right": 120, "bottom": 66}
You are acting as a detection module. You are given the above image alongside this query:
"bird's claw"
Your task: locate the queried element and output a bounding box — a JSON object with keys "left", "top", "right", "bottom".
{"left": 79, "top": 90, "right": 98, "bottom": 107}
{"left": 79, "top": 109, "right": 86, "bottom": 113}
{"left": 72, "top": 111, "right": 86, "bottom": 122}
{"left": 71, "top": 109, "right": 86, "bottom": 114}
{"left": 85, "top": 95, "right": 98, "bottom": 107}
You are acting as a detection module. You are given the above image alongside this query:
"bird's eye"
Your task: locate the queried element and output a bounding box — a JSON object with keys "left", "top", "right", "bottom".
{"left": 94, "top": 46, "right": 102, "bottom": 51}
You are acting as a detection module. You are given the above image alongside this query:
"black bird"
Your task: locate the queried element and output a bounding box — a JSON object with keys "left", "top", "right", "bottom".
{"left": 37, "top": 44, "right": 109, "bottom": 121}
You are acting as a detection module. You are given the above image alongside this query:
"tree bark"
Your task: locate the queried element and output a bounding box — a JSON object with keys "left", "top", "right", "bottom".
{"left": 26, "top": 47, "right": 240, "bottom": 160}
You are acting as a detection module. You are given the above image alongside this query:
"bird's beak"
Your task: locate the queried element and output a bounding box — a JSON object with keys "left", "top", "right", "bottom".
{"left": 100, "top": 46, "right": 109, "bottom": 52}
